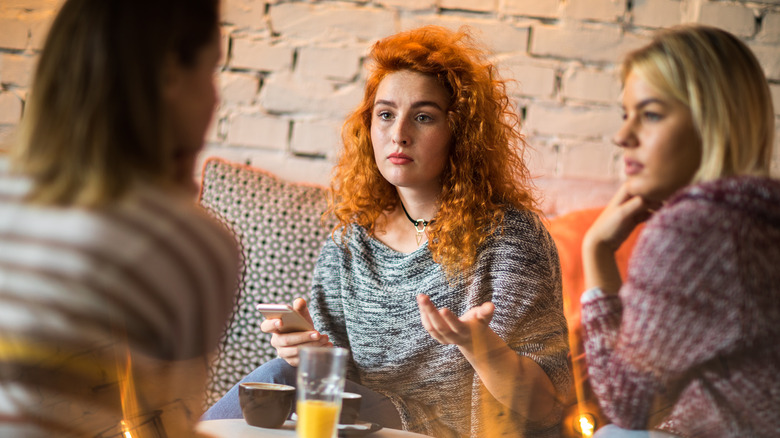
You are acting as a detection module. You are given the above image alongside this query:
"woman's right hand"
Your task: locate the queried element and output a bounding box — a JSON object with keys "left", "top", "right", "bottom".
{"left": 584, "top": 183, "right": 659, "bottom": 253}
{"left": 259, "top": 298, "right": 331, "bottom": 367}
{"left": 582, "top": 183, "right": 660, "bottom": 294}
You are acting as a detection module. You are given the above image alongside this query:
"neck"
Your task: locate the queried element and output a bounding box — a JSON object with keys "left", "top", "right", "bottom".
{"left": 396, "top": 188, "right": 439, "bottom": 221}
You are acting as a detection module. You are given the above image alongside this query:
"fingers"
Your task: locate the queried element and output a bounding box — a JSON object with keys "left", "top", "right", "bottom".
{"left": 293, "top": 297, "right": 314, "bottom": 323}
{"left": 417, "top": 294, "right": 480, "bottom": 345}
{"left": 271, "top": 331, "right": 331, "bottom": 365}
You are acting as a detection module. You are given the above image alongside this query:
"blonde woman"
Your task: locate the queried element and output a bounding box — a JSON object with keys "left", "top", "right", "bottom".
{"left": 0, "top": 0, "right": 239, "bottom": 436}
{"left": 581, "top": 25, "right": 780, "bottom": 437}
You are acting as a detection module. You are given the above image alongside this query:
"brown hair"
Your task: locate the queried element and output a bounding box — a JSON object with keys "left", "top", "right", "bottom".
{"left": 12, "top": 0, "right": 220, "bottom": 206}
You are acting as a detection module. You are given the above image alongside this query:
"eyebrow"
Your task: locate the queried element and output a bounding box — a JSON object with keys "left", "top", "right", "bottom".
{"left": 625, "top": 97, "right": 667, "bottom": 111}
{"left": 373, "top": 99, "right": 445, "bottom": 111}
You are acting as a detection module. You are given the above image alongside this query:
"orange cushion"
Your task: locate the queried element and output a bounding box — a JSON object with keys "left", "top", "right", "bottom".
{"left": 547, "top": 208, "right": 643, "bottom": 332}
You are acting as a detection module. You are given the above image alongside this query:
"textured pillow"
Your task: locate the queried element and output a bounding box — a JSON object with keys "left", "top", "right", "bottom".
{"left": 198, "top": 158, "right": 335, "bottom": 406}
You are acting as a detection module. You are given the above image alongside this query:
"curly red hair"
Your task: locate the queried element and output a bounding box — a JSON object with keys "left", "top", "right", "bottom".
{"left": 330, "top": 25, "right": 538, "bottom": 277}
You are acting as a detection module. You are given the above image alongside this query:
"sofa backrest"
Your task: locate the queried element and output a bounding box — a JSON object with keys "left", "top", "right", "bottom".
{"left": 198, "top": 157, "right": 335, "bottom": 405}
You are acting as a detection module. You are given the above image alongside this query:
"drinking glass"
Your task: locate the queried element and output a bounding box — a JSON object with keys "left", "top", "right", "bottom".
{"left": 296, "top": 347, "right": 349, "bottom": 438}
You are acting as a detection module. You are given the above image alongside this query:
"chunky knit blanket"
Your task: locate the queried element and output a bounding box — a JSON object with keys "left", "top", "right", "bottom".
{"left": 582, "top": 176, "right": 780, "bottom": 437}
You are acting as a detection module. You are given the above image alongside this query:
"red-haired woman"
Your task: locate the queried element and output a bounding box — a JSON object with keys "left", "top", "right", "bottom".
{"left": 204, "top": 26, "right": 570, "bottom": 437}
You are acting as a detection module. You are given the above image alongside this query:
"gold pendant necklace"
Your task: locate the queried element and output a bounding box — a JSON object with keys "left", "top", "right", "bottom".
{"left": 399, "top": 201, "right": 434, "bottom": 246}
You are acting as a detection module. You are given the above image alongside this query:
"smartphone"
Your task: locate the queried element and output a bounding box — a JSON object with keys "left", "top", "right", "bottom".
{"left": 255, "top": 303, "right": 314, "bottom": 333}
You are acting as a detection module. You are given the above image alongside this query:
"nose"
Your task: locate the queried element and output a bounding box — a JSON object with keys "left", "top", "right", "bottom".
{"left": 612, "top": 116, "right": 637, "bottom": 149}
{"left": 391, "top": 118, "right": 409, "bottom": 146}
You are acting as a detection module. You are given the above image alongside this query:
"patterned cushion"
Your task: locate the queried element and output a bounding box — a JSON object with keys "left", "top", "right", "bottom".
{"left": 198, "top": 158, "right": 335, "bottom": 406}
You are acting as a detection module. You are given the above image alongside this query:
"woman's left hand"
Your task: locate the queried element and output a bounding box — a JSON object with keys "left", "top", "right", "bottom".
{"left": 417, "top": 294, "right": 494, "bottom": 349}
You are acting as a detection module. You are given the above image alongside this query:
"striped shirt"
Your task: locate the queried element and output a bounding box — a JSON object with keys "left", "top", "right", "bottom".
{"left": 0, "top": 163, "right": 240, "bottom": 437}
{"left": 310, "top": 207, "right": 571, "bottom": 437}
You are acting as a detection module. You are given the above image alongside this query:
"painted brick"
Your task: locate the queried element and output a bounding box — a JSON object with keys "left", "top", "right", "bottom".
{"left": 632, "top": 0, "right": 682, "bottom": 28}
{"left": 231, "top": 37, "right": 293, "bottom": 72}
{"left": 757, "top": 12, "right": 780, "bottom": 44}
{"left": 0, "top": 15, "right": 29, "bottom": 50}
{"left": 524, "top": 103, "right": 622, "bottom": 138}
{"left": 269, "top": 3, "right": 395, "bottom": 42}
{"left": 201, "top": 147, "right": 334, "bottom": 186}
{"left": 693, "top": 2, "right": 756, "bottom": 37}
{"left": 296, "top": 46, "right": 364, "bottom": 81}
{"left": 531, "top": 24, "right": 649, "bottom": 64}
{"left": 219, "top": 71, "right": 259, "bottom": 105}
{"left": 535, "top": 177, "right": 620, "bottom": 216}
{"left": 376, "top": 0, "right": 436, "bottom": 10}
{"left": 222, "top": 0, "right": 266, "bottom": 29}
{"left": 499, "top": 59, "right": 557, "bottom": 98}
{"left": 0, "top": 125, "right": 17, "bottom": 151}
{"left": 28, "top": 9, "right": 57, "bottom": 49}
{"left": 259, "top": 72, "right": 363, "bottom": 118}
{"left": 771, "top": 84, "right": 780, "bottom": 117}
{"left": 559, "top": 139, "right": 618, "bottom": 179}
{"left": 561, "top": 67, "right": 621, "bottom": 104}
{"left": 0, "top": 92, "right": 23, "bottom": 124}
{"left": 400, "top": 15, "right": 530, "bottom": 54}
{"left": 525, "top": 139, "right": 559, "bottom": 178}
{"left": 290, "top": 119, "right": 342, "bottom": 157}
{"left": 1, "top": 0, "right": 62, "bottom": 9}
{"left": 206, "top": 109, "right": 226, "bottom": 143}
{"left": 564, "top": 0, "right": 625, "bottom": 22}
{"left": 226, "top": 112, "right": 289, "bottom": 150}
{"left": 502, "top": 0, "right": 560, "bottom": 19}
{"left": 440, "top": 0, "right": 496, "bottom": 13}
{"left": 750, "top": 43, "right": 780, "bottom": 81}
{"left": 219, "top": 27, "right": 232, "bottom": 68}
{"left": 0, "top": 53, "right": 36, "bottom": 87}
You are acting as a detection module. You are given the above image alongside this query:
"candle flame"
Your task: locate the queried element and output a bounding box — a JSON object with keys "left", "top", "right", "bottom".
{"left": 578, "top": 414, "right": 595, "bottom": 437}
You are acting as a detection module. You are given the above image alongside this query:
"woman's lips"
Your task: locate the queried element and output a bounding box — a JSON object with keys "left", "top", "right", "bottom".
{"left": 388, "top": 152, "right": 413, "bottom": 165}
{"left": 624, "top": 158, "right": 643, "bottom": 176}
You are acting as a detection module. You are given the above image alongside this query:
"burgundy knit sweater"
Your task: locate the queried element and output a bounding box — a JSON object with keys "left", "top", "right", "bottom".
{"left": 581, "top": 176, "right": 780, "bottom": 437}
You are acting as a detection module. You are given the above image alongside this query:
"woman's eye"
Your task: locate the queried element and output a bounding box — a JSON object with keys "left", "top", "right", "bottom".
{"left": 642, "top": 111, "right": 662, "bottom": 122}
{"left": 377, "top": 111, "right": 393, "bottom": 120}
{"left": 415, "top": 114, "right": 432, "bottom": 123}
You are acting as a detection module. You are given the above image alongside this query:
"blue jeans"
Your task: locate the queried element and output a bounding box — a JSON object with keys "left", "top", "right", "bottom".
{"left": 202, "top": 358, "right": 403, "bottom": 429}
{"left": 594, "top": 424, "right": 680, "bottom": 438}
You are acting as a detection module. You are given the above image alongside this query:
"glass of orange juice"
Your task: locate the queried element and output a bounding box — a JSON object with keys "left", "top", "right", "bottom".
{"left": 296, "top": 347, "right": 349, "bottom": 438}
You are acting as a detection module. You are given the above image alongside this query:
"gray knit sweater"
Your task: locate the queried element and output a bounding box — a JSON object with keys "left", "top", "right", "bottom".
{"left": 310, "top": 208, "right": 571, "bottom": 437}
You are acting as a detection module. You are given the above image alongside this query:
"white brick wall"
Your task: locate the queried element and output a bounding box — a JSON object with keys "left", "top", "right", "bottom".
{"left": 2, "top": 0, "right": 780, "bottom": 216}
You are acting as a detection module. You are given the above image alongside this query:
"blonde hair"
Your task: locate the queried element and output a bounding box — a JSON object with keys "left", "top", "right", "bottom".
{"left": 12, "top": 0, "right": 219, "bottom": 206}
{"left": 332, "top": 26, "right": 537, "bottom": 277}
{"left": 621, "top": 24, "right": 774, "bottom": 182}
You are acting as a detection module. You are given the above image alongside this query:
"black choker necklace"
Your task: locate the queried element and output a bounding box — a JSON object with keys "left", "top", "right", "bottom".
{"left": 399, "top": 202, "right": 434, "bottom": 245}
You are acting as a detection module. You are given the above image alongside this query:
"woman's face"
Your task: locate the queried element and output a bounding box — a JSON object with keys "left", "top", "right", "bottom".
{"left": 164, "top": 32, "right": 221, "bottom": 187}
{"left": 614, "top": 71, "right": 701, "bottom": 202}
{"left": 370, "top": 70, "right": 453, "bottom": 194}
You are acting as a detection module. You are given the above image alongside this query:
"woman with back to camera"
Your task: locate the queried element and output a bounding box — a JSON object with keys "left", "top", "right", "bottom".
{"left": 580, "top": 25, "right": 780, "bottom": 437}
{"left": 203, "top": 25, "right": 571, "bottom": 437}
{"left": 0, "top": 0, "right": 240, "bottom": 436}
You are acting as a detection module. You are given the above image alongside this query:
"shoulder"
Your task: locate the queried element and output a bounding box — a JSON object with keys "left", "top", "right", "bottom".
{"left": 488, "top": 207, "right": 554, "bottom": 248}
{"left": 478, "top": 206, "right": 559, "bottom": 265}
{"left": 648, "top": 176, "right": 780, "bottom": 235}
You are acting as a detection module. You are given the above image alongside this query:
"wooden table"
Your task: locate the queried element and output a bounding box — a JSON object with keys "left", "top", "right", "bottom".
{"left": 197, "top": 419, "right": 431, "bottom": 438}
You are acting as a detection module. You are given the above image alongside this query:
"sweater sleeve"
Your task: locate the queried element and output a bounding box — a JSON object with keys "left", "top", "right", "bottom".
{"left": 581, "top": 202, "right": 744, "bottom": 429}
{"left": 308, "top": 234, "right": 359, "bottom": 379}
{"left": 470, "top": 210, "right": 571, "bottom": 434}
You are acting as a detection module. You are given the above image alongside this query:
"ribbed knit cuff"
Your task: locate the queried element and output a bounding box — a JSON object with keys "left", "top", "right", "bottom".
{"left": 580, "top": 287, "right": 605, "bottom": 304}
